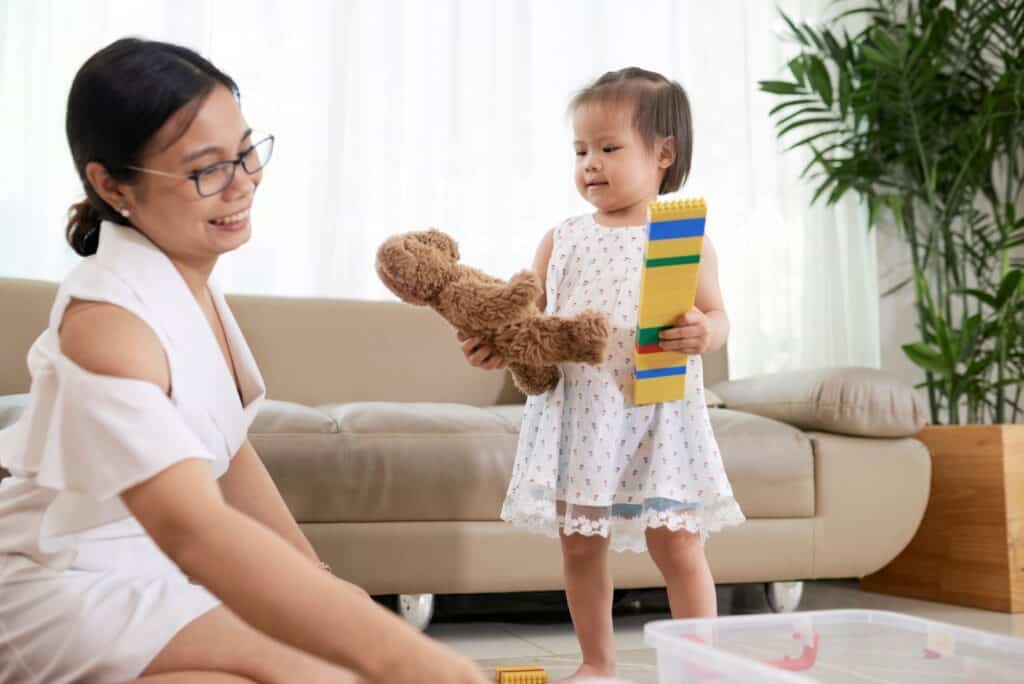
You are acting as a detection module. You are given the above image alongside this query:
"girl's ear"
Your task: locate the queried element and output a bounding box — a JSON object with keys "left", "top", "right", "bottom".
{"left": 657, "top": 136, "right": 676, "bottom": 169}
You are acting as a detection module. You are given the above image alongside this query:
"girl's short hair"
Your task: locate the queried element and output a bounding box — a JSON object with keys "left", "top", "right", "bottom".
{"left": 569, "top": 67, "right": 693, "bottom": 194}
{"left": 65, "top": 38, "right": 239, "bottom": 256}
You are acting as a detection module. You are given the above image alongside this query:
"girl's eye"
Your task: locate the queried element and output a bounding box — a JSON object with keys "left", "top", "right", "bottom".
{"left": 575, "top": 150, "right": 585, "bottom": 156}
{"left": 602, "top": 146, "right": 619, "bottom": 153}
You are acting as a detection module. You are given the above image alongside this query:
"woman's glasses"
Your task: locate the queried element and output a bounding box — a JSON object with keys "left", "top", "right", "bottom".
{"left": 128, "top": 133, "right": 275, "bottom": 197}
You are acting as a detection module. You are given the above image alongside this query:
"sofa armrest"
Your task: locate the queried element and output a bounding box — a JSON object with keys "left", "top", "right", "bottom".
{"left": 709, "top": 367, "right": 927, "bottom": 438}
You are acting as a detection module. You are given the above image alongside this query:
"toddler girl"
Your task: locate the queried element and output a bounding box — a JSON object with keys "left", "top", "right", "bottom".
{"left": 461, "top": 67, "right": 744, "bottom": 682}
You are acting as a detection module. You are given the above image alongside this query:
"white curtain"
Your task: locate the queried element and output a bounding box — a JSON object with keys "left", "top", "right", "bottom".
{"left": 0, "top": 0, "right": 879, "bottom": 378}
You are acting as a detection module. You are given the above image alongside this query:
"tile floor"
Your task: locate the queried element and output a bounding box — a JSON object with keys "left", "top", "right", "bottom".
{"left": 426, "top": 580, "right": 1024, "bottom": 683}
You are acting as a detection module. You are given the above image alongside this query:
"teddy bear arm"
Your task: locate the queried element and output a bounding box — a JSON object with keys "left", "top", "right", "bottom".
{"left": 495, "top": 313, "right": 610, "bottom": 366}
{"left": 440, "top": 278, "right": 530, "bottom": 328}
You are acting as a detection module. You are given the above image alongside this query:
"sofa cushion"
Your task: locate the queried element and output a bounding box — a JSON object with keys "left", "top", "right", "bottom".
{"left": 256, "top": 402, "right": 520, "bottom": 523}
{"left": 1, "top": 391, "right": 814, "bottom": 521}
{"left": 255, "top": 400, "right": 813, "bottom": 523}
{"left": 711, "top": 367, "right": 927, "bottom": 438}
{"left": 709, "top": 409, "right": 814, "bottom": 518}
{"left": 704, "top": 388, "right": 725, "bottom": 408}
{"left": 0, "top": 394, "right": 28, "bottom": 482}
{"left": 0, "top": 393, "right": 27, "bottom": 431}
{"left": 250, "top": 399, "right": 338, "bottom": 434}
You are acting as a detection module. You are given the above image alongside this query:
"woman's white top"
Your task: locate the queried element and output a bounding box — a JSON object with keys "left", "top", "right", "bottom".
{"left": 0, "top": 221, "right": 265, "bottom": 683}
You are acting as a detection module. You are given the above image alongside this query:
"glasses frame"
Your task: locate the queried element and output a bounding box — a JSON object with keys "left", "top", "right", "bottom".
{"left": 127, "top": 133, "right": 275, "bottom": 198}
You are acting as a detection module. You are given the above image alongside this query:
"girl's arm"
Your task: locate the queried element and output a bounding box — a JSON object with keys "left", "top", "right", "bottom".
{"left": 658, "top": 234, "right": 730, "bottom": 354}
{"left": 60, "top": 304, "right": 486, "bottom": 684}
{"left": 530, "top": 228, "right": 555, "bottom": 312}
{"left": 693, "top": 235, "right": 730, "bottom": 352}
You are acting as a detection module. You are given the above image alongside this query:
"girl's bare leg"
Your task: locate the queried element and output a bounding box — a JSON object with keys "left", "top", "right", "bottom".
{"left": 559, "top": 528, "right": 616, "bottom": 682}
{"left": 645, "top": 526, "right": 716, "bottom": 618}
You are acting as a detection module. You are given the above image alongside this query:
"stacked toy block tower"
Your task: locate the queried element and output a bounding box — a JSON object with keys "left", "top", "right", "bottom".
{"left": 633, "top": 198, "right": 706, "bottom": 405}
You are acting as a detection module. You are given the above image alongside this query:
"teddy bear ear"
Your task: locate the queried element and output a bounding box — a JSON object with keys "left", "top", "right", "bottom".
{"left": 417, "top": 229, "right": 460, "bottom": 262}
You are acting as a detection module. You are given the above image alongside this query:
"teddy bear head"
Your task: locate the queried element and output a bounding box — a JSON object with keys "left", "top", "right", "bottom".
{"left": 375, "top": 229, "right": 461, "bottom": 305}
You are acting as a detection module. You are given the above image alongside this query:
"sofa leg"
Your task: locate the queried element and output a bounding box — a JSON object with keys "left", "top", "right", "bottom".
{"left": 397, "top": 593, "right": 435, "bottom": 630}
{"left": 765, "top": 581, "right": 804, "bottom": 613}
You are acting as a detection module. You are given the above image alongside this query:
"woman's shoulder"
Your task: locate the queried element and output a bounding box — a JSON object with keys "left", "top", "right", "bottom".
{"left": 56, "top": 258, "right": 146, "bottom": 321}
{"left": 50, "top": 259, "right": 169, "bottom": 391}
{"left": 59, "top": 299, "right": 170, "bottom": 394}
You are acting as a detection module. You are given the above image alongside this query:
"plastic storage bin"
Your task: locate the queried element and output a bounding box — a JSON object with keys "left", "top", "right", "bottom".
{"left": 644, "top": 609, "right": 1024, "bottom": 683}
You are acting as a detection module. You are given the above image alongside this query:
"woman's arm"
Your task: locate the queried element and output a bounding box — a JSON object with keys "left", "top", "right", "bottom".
{"left": 122, "top": 460, "right": 478, "bottom": 682}
{"left": 60, "top": 303, "right": 485, "bottom": 684}
{"left": 217, "top": 440, "right": 320, "bottom": 563}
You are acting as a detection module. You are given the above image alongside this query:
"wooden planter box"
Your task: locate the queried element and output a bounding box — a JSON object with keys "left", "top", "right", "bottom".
{"left": 861, "top": 424, "right": 1024, "bottom": 612}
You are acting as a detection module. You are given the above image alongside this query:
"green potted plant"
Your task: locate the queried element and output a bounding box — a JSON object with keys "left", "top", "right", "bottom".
{"left": 759, "top": 0, "right": 1024, "bottom": 611}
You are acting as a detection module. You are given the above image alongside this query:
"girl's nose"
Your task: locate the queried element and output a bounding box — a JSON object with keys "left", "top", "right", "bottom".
{"left": 585, "top": 155, "right": 601, "bottom": 172}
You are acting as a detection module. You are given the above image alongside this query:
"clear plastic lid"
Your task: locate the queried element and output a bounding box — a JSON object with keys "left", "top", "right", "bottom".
{"left": 644, "top": 609, "right": 1024, "bottom": 683}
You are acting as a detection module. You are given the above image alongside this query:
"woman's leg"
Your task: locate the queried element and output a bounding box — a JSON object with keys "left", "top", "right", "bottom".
{"left": 139, "top": 605, "right": 361, "bottom": 684}
{"left": 126, "top": 673, "right": 259, "bottom": 683}
{"left": 645, "top": 526, "right": 716, "bottom": 619}
{"left": 559, "top": 529, "right": 616, "bottom": 681}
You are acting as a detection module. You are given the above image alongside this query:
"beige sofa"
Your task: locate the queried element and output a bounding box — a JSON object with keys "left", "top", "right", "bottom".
{"left": 0, "top": 277, "right": 930, "bottom": 621}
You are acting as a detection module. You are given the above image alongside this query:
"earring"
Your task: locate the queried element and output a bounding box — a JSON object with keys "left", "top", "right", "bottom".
{"left": 119, "top": 207, "right": 131, "bottom": 218}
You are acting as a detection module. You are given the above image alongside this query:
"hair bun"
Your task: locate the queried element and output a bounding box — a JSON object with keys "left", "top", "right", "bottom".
{"left": 66, "top": 199, "right": 103, "bottom": 256}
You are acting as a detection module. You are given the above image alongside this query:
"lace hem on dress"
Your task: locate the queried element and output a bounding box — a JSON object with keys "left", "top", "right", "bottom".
{"left": 500, "top": 490, "right": 745, "bottom": 553}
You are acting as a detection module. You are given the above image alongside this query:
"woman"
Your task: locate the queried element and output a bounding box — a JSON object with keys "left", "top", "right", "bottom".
{"left": 0, "top": 38, "right": 486, "bottom": 684}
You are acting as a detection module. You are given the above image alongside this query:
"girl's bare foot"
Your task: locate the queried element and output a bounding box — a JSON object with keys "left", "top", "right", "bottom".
{"left": 558, "top": 662, "right": 617, "bottom": 683}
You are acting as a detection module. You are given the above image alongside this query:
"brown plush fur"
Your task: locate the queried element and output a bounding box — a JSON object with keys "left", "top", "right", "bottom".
{"left": 376, "top": 229, "right": 610, "bottom": 394}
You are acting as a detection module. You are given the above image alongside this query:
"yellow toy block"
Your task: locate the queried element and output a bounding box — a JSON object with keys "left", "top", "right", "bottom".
{"left": 634, "top": 348, "right": 686, "bottom": 370}
{"left": 637, "top": 263, "right": 700, "bottom": 329}
{"left": 633, "top": 198, "right": 707, "bottom": 405}
{"left": 495, "top": 665, "right": 548, "bottom": 683}
{"left": 646, "top": 235, "right": 704, "bottom": 260}
{"left": 649, "top": 197, "right": 707, "bottom": 222}
{"left": 634, "top": 371, "right": 687, "bottom": 405}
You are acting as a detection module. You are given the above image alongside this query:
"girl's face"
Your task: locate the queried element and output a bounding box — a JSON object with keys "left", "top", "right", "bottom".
{"left": 573, "top": 100, "right": 672, "bottom": 225}
{"left": 117, "top": 84, "right": 263, "bottom": 264}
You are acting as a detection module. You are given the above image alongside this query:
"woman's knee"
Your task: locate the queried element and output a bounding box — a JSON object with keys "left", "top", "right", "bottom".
{"left": 141, "top": 606, "right": 352, "bottom": 684}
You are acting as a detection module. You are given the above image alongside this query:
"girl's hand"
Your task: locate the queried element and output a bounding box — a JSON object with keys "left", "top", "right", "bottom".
{"left": 658, "top": 307, "right": 709, "bottom": 355}
{"left": 457, "top": 331, "right": 508, "bottom": 370}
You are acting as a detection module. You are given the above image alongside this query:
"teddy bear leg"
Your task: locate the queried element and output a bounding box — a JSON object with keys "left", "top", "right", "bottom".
{"left": 509, "top": 363, "right": 561, "bottom": 395}
{"left": 504, "top": 270, "right": 543, "bottom": 307}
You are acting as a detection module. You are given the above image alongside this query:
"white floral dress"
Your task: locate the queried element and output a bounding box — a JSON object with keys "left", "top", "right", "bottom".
{"left": 501, "top": 214, "right": 745, "bottom": 552}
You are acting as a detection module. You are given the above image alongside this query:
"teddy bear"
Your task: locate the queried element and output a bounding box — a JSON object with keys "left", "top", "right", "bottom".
{"left": 375, "top": 229, "right": 610, "bottom": 395}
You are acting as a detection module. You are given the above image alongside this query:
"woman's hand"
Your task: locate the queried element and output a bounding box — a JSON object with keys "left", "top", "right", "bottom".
{"left": 377, "top": 633, "right": 488, "bottom": 684}
{"left": 457, "top": 331, "right": 507, "bottom": 370}
{"left": 658, "top": 307, "right": 710, "bottom": 355}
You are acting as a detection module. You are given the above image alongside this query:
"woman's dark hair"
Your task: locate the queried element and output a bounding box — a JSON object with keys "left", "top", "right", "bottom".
{"left": 569, "top": 67, "right": 693, "bottom": 194}
{"left": 65, "top": 38, "right": 239, "bottom": 256}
